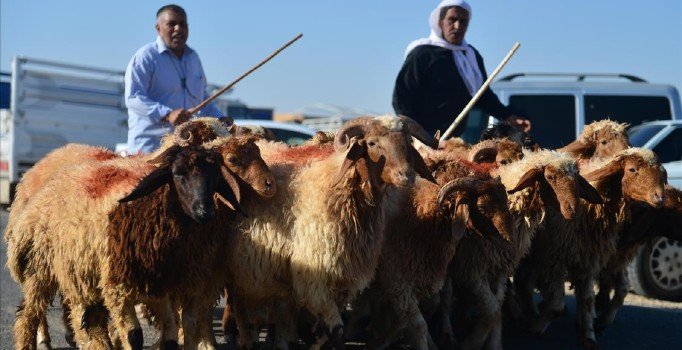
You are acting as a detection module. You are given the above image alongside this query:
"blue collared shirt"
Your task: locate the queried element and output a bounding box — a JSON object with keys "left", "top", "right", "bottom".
{"left": 124, "top": 36, "right": 223, "bottom": 154}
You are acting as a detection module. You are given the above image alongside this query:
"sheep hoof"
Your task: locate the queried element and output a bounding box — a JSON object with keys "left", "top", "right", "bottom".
{"left": 127, "top": 328, "right": 143, "bottom": 350}
{"left": 162, "top": 340, "right": 180, "bottom": 350}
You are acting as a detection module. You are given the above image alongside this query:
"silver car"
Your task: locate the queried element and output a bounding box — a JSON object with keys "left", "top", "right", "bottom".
{"left": 627, "top": 120, "right": 682, "bottom": 301}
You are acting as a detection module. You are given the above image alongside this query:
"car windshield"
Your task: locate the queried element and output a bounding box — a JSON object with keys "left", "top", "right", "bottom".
{"left": 628, "top": 124, "right": 666, "bottom": 147}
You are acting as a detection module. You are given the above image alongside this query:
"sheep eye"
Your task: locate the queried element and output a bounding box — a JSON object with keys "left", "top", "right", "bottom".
{"left": 601, "top": 140, "right": 607, "bottom": 145}
{"left": 628, "top": 167, "right": 636, "bottom": 173}
{"left": 368, "top": 141, "right": 377, "bottom": 147}
{"left": 499, "top": 160, "right": 508, "bottom": 165}
{"left": 228, "top": 157, "right": 240, "bottom": 165}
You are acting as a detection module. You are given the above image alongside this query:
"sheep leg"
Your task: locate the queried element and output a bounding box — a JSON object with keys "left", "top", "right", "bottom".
{"left": 103, "top": 292, "right": 142, "bottom": 350}
{"left": 529, "top": 278, "right": 565, "bottom": 336}
{"left": 512, "top": 263, "right": 540, "bottom": 322}
{"left": 67, "top": 302, "right": 114, "bottom": 350}
{"left": 270, "top": 299, "right": 298, "bottom": 350}
{"left": 366, "top": 295, "right": 406, "bottom": 350}
{"left": 14, "top": 277, "right": 56, "bottom": 350}
{"left": 484, "top": 278, "right": 507, "bottom": 350}
{"left": 196, "top": 299, "right": 219, "bottom": 350}
{"left": 425, "top": 275, "right": 456, "bottom": 349}
{"left": 233, "top": 297, "right": 260, "bottom": 349}
{"left": 307, "top": 295, "right": 345, "bottom": 350}
{"left": 36, "top": 308, "right": 51, "bottom": 350}
{"left": 179, "top": 299, "right": 204, "bottom": 350}
{"left": 594, "top": 273, "right": 613, "bottom": 317}
{"left": 147, "top": 298, "right": 180, "bottom": 349}
{"left": 574, "top": 276, "right": 599, "bottom": 349}
{"left": 458, "top": 280, "right": 499, "bottom": 350}
{"left": 403, "top": 295, "right": 437, "bottom": 350}
{"left": 60, "top": 296, "right": 77, "bottom": 347}
{"left": 596, "top": 268, "right": 628, "bottom": 329}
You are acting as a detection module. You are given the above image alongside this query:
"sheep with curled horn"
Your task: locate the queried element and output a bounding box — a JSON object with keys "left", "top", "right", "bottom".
{"left": 9, "top": 133, "right": 274, "bottom": 348}
{"left": 222, "top": 114, "right": 437, "bottom": 349}
{"left": 515, "top": 148, "right": 666, "bottom": 349}
{"left": 357, "top": 160, "right": 514, "bottom": 350}
{"left": 432, "top": 149, "right": 599, "bottom": 350}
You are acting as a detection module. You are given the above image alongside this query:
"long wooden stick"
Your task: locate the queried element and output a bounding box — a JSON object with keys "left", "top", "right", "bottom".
{"left": 441, "top": 42, "right": 521, "bottom": 140}
{"left": 188, "top": 33, "right": 303, "bottom": 115}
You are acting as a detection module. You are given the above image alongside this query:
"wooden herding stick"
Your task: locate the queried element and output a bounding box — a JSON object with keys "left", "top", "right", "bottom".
{"left": 440, "top": 42, "right": 521, "bottom": 140}
{"left": 187, "top": 33, "right": 303, "bottom": 115}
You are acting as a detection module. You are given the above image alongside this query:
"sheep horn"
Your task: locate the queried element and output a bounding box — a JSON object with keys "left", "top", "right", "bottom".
{"left": 397, "top": 115, "right": 438, "bottom": 149}
{"left": 147, "top": 145, "right": 182, "bottom": 165}
{"left": 437, "top": 178, "right": 488, "bottom": 206}
{"left": 333, "top": 117, "right": 373, "bottom": 151}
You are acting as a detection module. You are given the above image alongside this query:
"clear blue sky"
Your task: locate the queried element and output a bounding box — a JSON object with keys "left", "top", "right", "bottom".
{"left": 2, "top": 1, "right": 681, "bottom": 114}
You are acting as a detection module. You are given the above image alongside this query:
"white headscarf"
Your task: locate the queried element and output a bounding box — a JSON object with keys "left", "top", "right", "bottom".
{"left": 405, "top": 0, "right": 483, "bottom": 96}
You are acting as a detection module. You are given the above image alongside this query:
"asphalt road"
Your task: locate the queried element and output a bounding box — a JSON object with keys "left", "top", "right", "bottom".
{"left": 2, "top": 208, "right": 681, "bottom": 349}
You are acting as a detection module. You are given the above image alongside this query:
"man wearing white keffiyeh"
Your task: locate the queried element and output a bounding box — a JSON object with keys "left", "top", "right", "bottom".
{"left": 393, "top": 0, "right": 530, "bottom": 138}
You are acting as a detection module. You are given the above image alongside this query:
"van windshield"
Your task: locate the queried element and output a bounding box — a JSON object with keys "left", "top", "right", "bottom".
{"left": 628, "top": 124, "right": 665, "bottom": 147}
{"left": 585, "top": 95, "right": 672, "bottom": 127}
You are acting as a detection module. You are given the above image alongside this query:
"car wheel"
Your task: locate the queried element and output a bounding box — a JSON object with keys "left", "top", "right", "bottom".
{"left": 629, "top": 237, "right": 682, "bottom": 301}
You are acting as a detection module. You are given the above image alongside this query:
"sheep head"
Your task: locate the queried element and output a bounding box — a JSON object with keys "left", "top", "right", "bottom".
{"left": 508, "top": 162, "right": 603, "bottom": 220}
{"left": 480, "top": 120, "right": 537, "bottom": 149}
{"left": 437, "top": 177, "right": 515, "bottom": 245}
{"left": 333, "top": 115, "right": 436, "bottom": 188}
{"left": 215, "top": 135, "right": 276, "bottom": 199}
{"left": 559, "top": 120, "right": 629, "bottom": 159}
{"left": 469, "top": 138, "right": 524, "bottom": 167}
{"left": 582, "top": 148, "right": 665, "bottom": 208}
{"left": 119, "top": 146, "right": 238, "bottom": 224}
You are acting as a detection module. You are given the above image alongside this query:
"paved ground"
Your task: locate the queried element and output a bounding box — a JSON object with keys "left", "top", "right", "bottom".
{"left": 2, "top": 208, "right": 681, "bottom": 349}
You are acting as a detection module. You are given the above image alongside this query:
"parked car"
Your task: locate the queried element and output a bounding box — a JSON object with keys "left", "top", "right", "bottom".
{"left": 115, "top": 119, "right": 316, "bottom": 157}
{"left": 627, "top": 120, "right": 682, "bottom": 301}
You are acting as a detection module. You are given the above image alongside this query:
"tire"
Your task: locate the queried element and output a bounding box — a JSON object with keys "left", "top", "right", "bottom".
{"left": 628, "top": 237, "right": 682, "bottom": 301}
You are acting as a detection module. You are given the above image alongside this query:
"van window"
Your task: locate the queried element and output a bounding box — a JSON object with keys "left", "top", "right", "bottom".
{"left": 653, "top": 127, "right": 682, "bottom": 163}
{"left": 584, "top": 95, "right": 672, "bottom": 126}
{"left": 628, "top": 124, "right": 666, "bottom": 147}
{"left": 509, "top": 95, "right": 576, "bottom": 149}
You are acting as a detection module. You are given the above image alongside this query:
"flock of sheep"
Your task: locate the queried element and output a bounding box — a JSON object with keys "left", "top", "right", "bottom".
{"left": 3, "top": 115, "right": 681, "bottom": 350}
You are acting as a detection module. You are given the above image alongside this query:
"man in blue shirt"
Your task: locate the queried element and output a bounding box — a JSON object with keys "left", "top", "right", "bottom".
{"left": 125, "top": 4, "right": 223, "bottom": 154}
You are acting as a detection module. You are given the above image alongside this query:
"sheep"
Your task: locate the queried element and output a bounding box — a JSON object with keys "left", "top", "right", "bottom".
{"left": 365, "top": 159, "right": 515, "bottom": 350}
{"left": 515, "top": 148, "right": 666, "bottom": 349}
{"left": 8, "top": 135, "right": 264, "bottom": 347}
{"left": 557, "top": 119, "right": 629, "bottom": 164}
{"left": 445, "top": 149, "right": 601, "bottom": 350}
{"left": 4, "top": 144, "right": 118, "bottom": 348}
{"left": 222, "top": 115, "right": 438, "bottom": 349}
{"left": 5, "top": 117, "right": 233, "bottom": 349}
{"left": 416, "top": 137, "right": 470, "bottom": 171}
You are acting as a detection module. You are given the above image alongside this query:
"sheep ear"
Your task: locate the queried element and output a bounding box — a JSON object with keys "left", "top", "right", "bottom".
{"left": 147, "top": 145, "right": 181, "bottom": 165}
{"left": 450, "top": 202, "right": 469, "bottom": 240}
{"left": 557, "top": 139, "right": 592, "bottom": 156}
{"left": 582, "top": 160, "right": 623, "bottom": 182}
{"left": 411, "top": 147, "right": 436, "bottom": 183}
{"left": 467, "top": 207, "right": 509, "bottom": 246}
{"left": 216, "top": 166, "right": 247, "bottom": 216}
{"left": 575, "top": 174, "right": 603, "bottom": 204}
{"left": 507, "top": 167, "right": 543, "bottom": 194}
{"left": 119, "top": 166, "right": 171, "bottom": 203}
{"left": 335, "top": 139, "right": 365, "bottom": 185}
